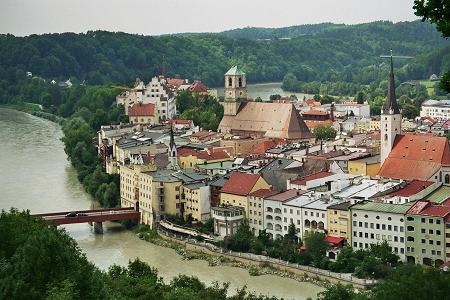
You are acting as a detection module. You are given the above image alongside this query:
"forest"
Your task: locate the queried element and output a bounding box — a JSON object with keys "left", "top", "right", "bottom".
{"left": 0, "top": 20, "right": 449, "bottom": 93}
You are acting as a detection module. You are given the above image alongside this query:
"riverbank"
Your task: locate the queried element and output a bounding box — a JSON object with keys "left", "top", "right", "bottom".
{"left": 0, "top": 103, "right": 63, "bottom": 123}
{"left": 137, "top": 227, "right": 374, "bottom": 290}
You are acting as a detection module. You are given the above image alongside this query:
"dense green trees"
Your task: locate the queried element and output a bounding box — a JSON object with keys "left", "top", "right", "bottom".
{"left": 176, "top": 90, "right": 223, "bottom": 130}
{"left": 0, "top": 210, "right": 281, "bottom": 300}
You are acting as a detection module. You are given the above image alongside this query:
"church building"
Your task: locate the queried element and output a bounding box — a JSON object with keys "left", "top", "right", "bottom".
{"left": 218, "top": 66, "right": 312, "bottom": 141}
{"left": 378, "top": 54, "right": 450, "bottom": 182}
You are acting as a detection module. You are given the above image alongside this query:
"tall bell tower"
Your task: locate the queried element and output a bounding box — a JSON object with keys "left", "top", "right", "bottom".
{"left": 380, "top": 51, "right": 402, "bottom": 165}
{"left": 223, "top": 65, "right": 246, "bottom": 116}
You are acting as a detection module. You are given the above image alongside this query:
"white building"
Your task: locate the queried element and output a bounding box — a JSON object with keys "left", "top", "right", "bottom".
{"left": 318, "top": 102, "right": 370, "bottom": 118}
{"left": 420, "top": 100, "right": 450, "bottom": 121}
{"left": 349, "top": 201, "right": 409, "bottom": 261}
{"left": 281, "top": 193, "right": 317, "bottom": 239}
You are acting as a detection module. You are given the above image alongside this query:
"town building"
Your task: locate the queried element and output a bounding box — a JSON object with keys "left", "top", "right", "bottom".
{"left": 380, "top": 55, "right": 402, "bottom": 165}
{"left": 382, "top": 180, "right": 438, "bottom": 204}
{"left": 301, "top": 109, "right": 334, "bottom": 132}
{"left": 219, "top": 171, "right": 270, "bottom": 217}
{"left": 212, "top": 206, "right": 244, "bottom": 237}
{"left": 218, "top": 66, "right": 312, "bottom": 141}
{"left": 183, "top": 182, "right": 211, "bottom": 222}
{"left": 327, "top": 201, "right": 352, "bottom": 241}
{"left": 405, "top": 200, "right": 450, "bottom": 266}
{"left": 347, "top": 155, "right": 380, "bottom": 176}
{"left": 420, "top": 99, "right": 450, "bottom": 121}
{"left": 248, "top": 188, "right": 279, "bottom": 235}
{"left": 349, "top": 201, "right": 409, "bottom": 261}
{"left": 128, "top": 103, "right": 158, "bottom": 126}
{"left": 264, "top": 190, "right": 309, "bottom": 239}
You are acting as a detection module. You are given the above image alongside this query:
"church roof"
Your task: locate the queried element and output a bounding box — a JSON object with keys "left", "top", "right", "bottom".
{"left": 378, "top": 134, "right": 450, "bottom": 181}
{"left": 225, "top": 65, "right": 245, "bottom": 76}
{"left": 219, "top": 102, "right": 312, "bottom": 140}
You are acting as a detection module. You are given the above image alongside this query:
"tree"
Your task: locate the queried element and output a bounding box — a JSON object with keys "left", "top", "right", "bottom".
{"left": 314, "top": 125, "right": 337, "bottom": 141}
{"left": 285, "top": 223, "right": 299, "bottom": 244}
{"left": 356, "top": 91, "right": 365, "bottom": 104}
{"left": 316, "top": 284, "right": 360, "bottom": 300}
{"left": 414, "top": 0, "right": 450, "bottom": 93}
{"left": 303, "top": 231, "right": 328, "bottom": 264}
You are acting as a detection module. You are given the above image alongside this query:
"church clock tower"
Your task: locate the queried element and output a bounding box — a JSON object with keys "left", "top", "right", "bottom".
{"left": 223, "top": 65, "right": 246, "bottom": 116}
{"left": 380, "top": 53, "right": 402, "bottom": 165}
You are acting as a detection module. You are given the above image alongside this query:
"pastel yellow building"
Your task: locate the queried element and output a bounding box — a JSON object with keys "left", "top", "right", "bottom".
{"left": 219, "top": 172, "right": 270, "bottom": 218}
{"left": 348, "top": 155, "right": 380, "bottom": 176}
{"left": 183, "top": 183, "right": 211, "bottom": 222}
{"left": 178, "top": 149, "right": 232, "bottom": 170}
{"left": 326, "top": 201, "right": 351, "bottom": 241}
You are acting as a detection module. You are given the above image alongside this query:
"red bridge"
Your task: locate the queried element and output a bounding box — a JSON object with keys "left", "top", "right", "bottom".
{"left": 33, "top": 207, "right": 140, "bottom": 227}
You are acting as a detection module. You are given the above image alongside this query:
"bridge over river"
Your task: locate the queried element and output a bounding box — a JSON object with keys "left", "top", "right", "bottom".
{"left": 33, "top": 207, "right": 140, "bottom": 233}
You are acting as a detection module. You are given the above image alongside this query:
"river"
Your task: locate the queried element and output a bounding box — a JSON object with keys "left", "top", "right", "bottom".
{"left": 217, "top": 82, "right": 313, "bottom": 101}
{"left": 0, "top": 108, "right": 323, "bottom": 300}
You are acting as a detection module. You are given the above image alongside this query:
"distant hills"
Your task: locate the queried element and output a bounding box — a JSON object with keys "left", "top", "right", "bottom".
{"left": 0, "top": 20, "right": 448, "bottom": 87}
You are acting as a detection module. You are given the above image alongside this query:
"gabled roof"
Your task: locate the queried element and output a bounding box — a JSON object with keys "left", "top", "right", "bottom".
{"left": 252, "top": 140, "right": 280, "bottom": 155}
{"left": 225, "top": 65, "right": 245, "bottom": 76}
{"left": 188, "top": 81, "right": 208, "bottom": 93}
{"left": 128, "top": 103, "right": 156, "bottom": 116}
{"left": 389, "top": 180, "right": 433, "bottom": 197}
{"left": 220, "top": 172, "right": 262, "bottom": 196}
{"left": 219, "top": 102, "right": 312, "bottom": 140}
{"left": 302, "top": 109, "right": 329, "bottom": 116}
{"left": 378, "top": 134, "right": 450, "bottom": 181}
{"left": 407, "top": 200, "right": 450, "bottom": 218}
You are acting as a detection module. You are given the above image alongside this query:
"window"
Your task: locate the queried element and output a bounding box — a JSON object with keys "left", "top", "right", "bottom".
{"left": 421, "top": 218, "right": 425, "bottom": 223}
{"left": 353, "top": 221, "right": 357, "bottom": 226}
{"left": 429, "top": 229, "right": 434, "bottom": 234}
{"left": 421, "top": 228, "right": 426, "bottom": 233}
{"left": 422, "top": 249, "right": 426, "bottom": 254}
{"left": 437, "top": 230, "right": 441, "bottom": 235}
{"left": 429, "top": 219, "right": 434, "bottom": 224}
{"left": 429, "top": 240, "right": 434, "bottom": 245}
{"left": 421, "top": 239, "right": 425, "bottom": 244}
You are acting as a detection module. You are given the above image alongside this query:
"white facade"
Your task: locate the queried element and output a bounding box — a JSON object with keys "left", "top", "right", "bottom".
{"left": 350, "top": 204, "right": 407, "bottom": 261}
{"left": 281, "top": 194, "right": 316, "bottom": 239}
{"left": 380, "top": 113, "right": 402, "bottom": 165}
{"left": 420, "top": 100, "right": 450, "bottom": 121}
{"left": 264, "top": 198, "right": 285, "bottom": 239}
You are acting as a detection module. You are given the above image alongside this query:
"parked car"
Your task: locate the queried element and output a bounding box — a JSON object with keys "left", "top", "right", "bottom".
{"left": 65, "top": 212, "right": 77, "bottom": 218}
{"left": 76, "top": 213, "right": 88, "bottom": 217}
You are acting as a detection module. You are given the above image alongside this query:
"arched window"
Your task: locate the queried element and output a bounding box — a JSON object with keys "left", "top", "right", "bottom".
{"left": 445, "top": 174, "right": 450, "bottom": 184}
{"left": 318, "top": 221, "right": 325, "bottom": 230}
{"left": 311, "top": 221, "right": 318, "bottom": 229}
{"left": 238, "top": 77, "right": 243, "bottom": 87}
{"left": 274, "top": 208, "right": 282, "bottom": 214}
{"left": 267, "top": 207, "right": 273, "bottom": 212}
{"left": 266, "top": 215, "right": 273, "bottom": 220}
{"left": 267, "top": 223, "right": 273, "bottom": 230}
{"left": 275, "top": 216, "right": 282, "bottom": 221}
{"left": 304, "top": 219, "right": 310, "bottom": 228}
{"left": 275, "top": 224, "right": 282, "bottom": 231}
{"left": 384, "top": 134, "right": 388, "bottom": 141}
{"left": 228, "top": 77, "right": 232, "bottom": 87}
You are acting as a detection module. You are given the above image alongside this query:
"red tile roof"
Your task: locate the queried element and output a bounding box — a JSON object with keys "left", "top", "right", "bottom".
{"left": 249, "top": 188, "right": 279, "bottom": 198}
{"left": 325, "top": 236, "right": 345, "bottom": 245}
{"left": 304, "top": 119, "right": 333, "bottom": 130}
{"left": 220, "top": 172, "right": 262, "bottom": 196}
{"left": 252, "top": 140, "right": 279, "bottom": 155}
{"left": 191, "top": 131, "right": 217, "bottom": 138}
{"left": 389, "top": 180, "right": 434, "bottom": 197}
{"left": 266, "top": 189, "right": 308, "bottom": 202}
{"left": 128, "top": 103, "right": 156, "bottom": 116}
{"left": 407, "top": 201, "right": 450, "bottom": 218}
{"left": 196, "top": 150, "right": 230, "bottom": 161}
{"left": 188, "top": 81, "right": 208, "bottom": 93}
{"left": 169, "top": 119, "right": 193, "bottom": 125}
{"left": 302, "top": 109, "right": 329, "bottom": 116}
{"left": 303, "top": 100, "right": 321, "bottom": 107}
{"left": 167, "top": 78, "right": 187, "bottom": 88}
{"left": 291, "top": 172, "right": 333, "bottom": 185}
{"left": 378, "top": 134, "right": 450, "bottom": 181}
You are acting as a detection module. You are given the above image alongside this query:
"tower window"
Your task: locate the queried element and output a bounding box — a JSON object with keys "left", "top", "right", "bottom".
{"left": 384, "top": 134, "right": 388, "bottom": 141}
{"left": 228, "top": 77, "right": 232, "bottom": 87}
{"left": 238, "top": 77, "right": 243, "bottom": 87}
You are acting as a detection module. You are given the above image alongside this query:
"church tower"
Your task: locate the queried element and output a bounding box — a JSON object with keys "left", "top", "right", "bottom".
{"left": 380, "top": 53, "right": 402, "bottom": 165}
{"left": 223, "top": 66, "right": 246, "bottom": 116}
{"left": 168, "top": 124, "right": 179, "bottom": 170}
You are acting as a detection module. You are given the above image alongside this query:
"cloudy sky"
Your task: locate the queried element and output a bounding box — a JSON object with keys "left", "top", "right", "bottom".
{"left": 1, "top": 0, "right": 418, "bottom": 36}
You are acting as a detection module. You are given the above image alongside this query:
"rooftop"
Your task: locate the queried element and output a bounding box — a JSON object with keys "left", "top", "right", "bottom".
{"left": 424, "top": 185, "right": 450, "bottom": 204}
{"left": 249, "top": 188, "right": 280, "bottom": 198}
{"left": 266, "top": 189, "right": 308, "bottom": 202}
{"left": 407, "top": 200, "right": 450, "bottom": 218}
{"left": 291, "top": 171, "right": 333, "bottom": 185}
{"left": 389, "top": 180, "right": 434, "bottom": 197}
{"left": 225, "top": 65, "right": 245, "bottom": 76}
{"left": 128, "top": 102, "right": 156, "bottom": 116}
{"left": 351, "top": 201, "right": 412, "bottom": 214}
{"left": 327, "top": 201, "right": 352, "bottom": 211}
{"left": 220, "top": 171, "right": 262, "bottom": 196}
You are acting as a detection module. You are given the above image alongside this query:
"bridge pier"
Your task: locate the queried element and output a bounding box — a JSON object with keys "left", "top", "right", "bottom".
{"left": 93, "top": 222, "right": 103, "bottom": 234}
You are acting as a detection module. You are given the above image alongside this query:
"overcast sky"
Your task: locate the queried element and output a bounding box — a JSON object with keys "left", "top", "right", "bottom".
{"left": 1, "top": 0, "right": 418, "bottom": 36}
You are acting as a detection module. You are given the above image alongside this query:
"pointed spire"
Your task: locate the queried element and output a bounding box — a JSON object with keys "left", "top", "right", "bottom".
{"left": 383, "top": 50, "right": 400, "bottom": 115}
{"left": 169, "top": 122, "right": 176, "bottom": 150}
